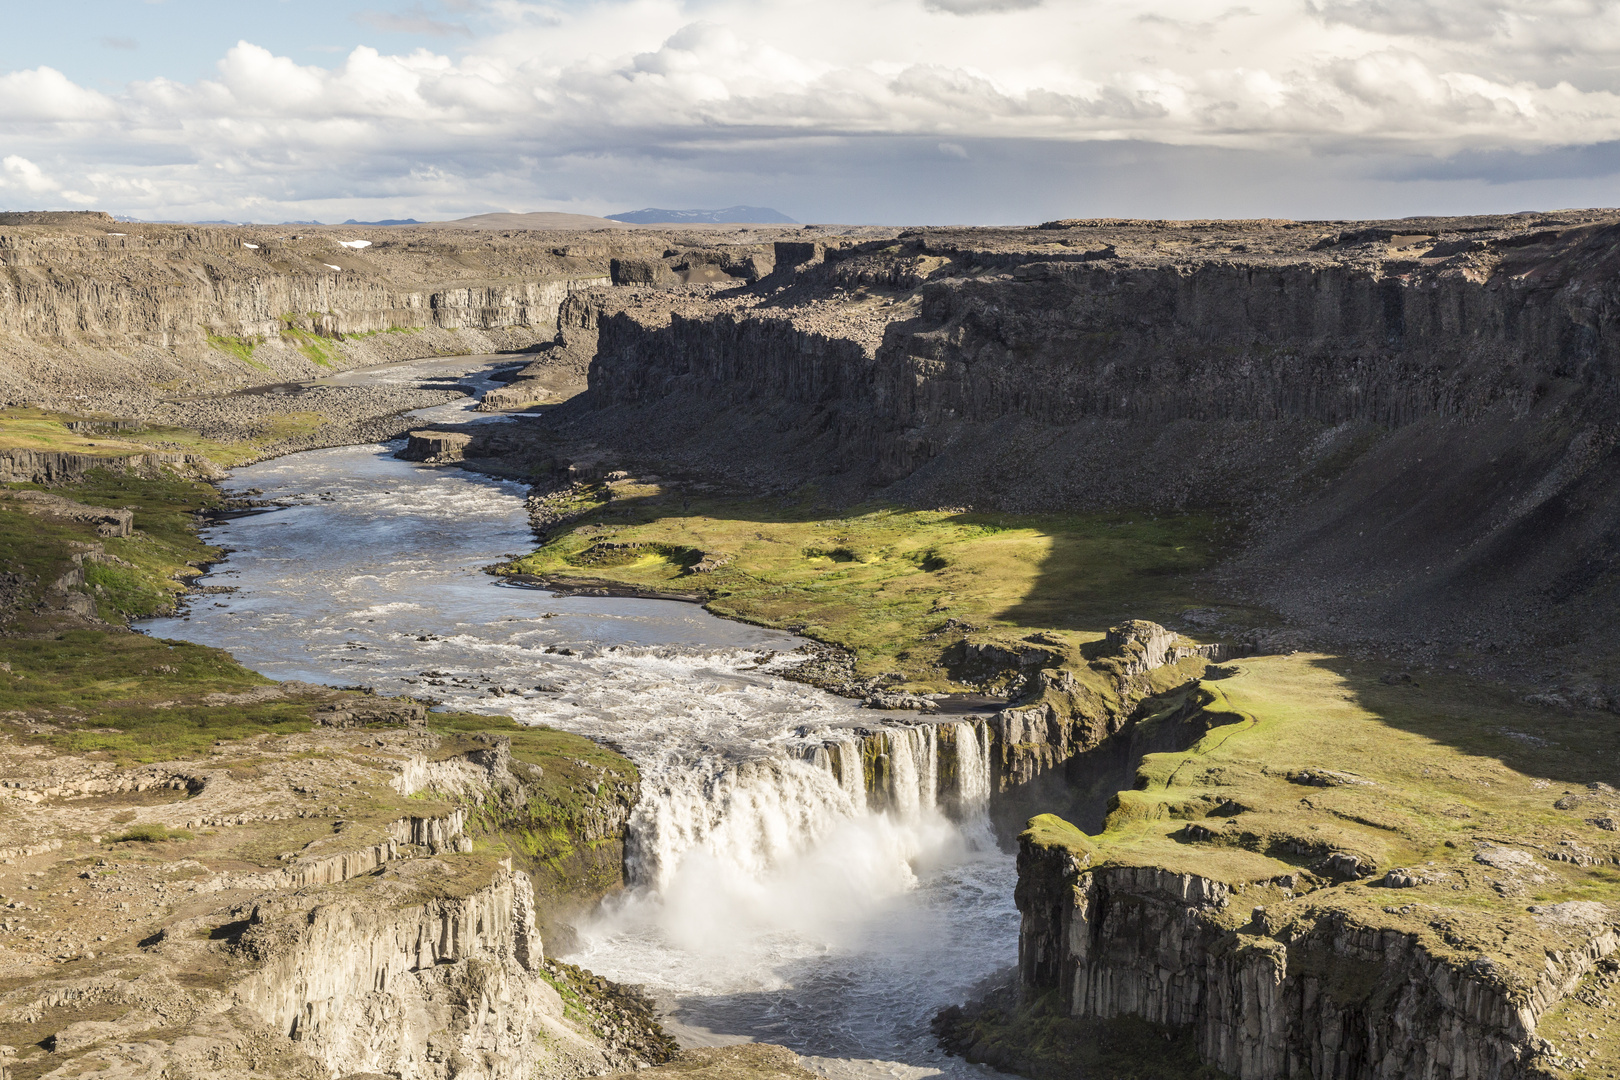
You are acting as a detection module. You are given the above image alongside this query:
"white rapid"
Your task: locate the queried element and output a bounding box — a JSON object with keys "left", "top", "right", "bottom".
{"left": 140, "top": 356, "right": 1017, "bottom": 1080}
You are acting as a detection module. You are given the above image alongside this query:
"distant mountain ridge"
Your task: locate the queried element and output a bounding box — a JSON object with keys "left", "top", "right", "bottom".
{"left": 606, "top": 206, "right": 797, "bottom": 225}
{"left": 426, "top": 212, "right": 631, "bottom": 231}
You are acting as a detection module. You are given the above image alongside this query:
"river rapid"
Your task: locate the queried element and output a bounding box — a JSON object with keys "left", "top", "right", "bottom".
{"left": 141, "top": 356, "right": 1017, "bottom": 1080}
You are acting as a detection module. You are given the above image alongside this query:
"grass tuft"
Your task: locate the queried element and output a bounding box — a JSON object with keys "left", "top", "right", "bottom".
{"left": 106, "top": 823, "right": 194, "bottom": 844}
{"left": 205, "top": 333, "right": 268, "bottom": 370}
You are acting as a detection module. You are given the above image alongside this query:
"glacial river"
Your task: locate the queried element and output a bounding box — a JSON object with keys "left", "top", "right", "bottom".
{"left": 141, "top": 356, "right": 1016, "bottom": 1080}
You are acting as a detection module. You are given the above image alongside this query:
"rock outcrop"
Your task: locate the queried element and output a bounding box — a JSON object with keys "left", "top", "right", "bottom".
{"left": 0, "top": 489, "right": 133, "bottom": 535}
{"left": 231, "top": 863, "right": 582, "bottom": 1080}
{"left": 311, "top": 698, "right": 428, "bottom": 728}
{"left": 1012, "top": 819, "right": 1620, "bottom": 1080}
{"left": 0, "top": 447, "right": 223, "bottom": 484}
{"left": 400, "top": 429, "right": 477, "bottom": 463}
{"left": 1103, "top": 619, "right": 1240, "bottom": 677}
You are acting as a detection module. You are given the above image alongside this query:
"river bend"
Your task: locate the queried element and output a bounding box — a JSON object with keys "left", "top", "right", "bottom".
{"left": 141, "top": 357, "right": 1017, "bottom": 1080}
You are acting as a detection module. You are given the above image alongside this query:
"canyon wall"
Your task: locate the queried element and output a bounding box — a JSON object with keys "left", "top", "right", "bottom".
{"left": 1014, "top": 822, "right": 1617, "bottom": 1080}
{"left": 582, "top": 221, "right": 1619, "bottom": 495}
{"left": 0, "top": 218, "right": 615, "bottom": 407}
{"left": 554, "top": 212, "right": 1620, "bottom": 682}
{"left": 0, "top": 213, "right": 801, "bottom": 409}
{"left": 232, "top": 865, "right": 570, "bottom": 1080}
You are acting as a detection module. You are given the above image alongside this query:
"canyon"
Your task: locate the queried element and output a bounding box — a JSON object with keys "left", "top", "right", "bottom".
{"left": 0, "top": 209, "right": 1616, "bottom": 1080}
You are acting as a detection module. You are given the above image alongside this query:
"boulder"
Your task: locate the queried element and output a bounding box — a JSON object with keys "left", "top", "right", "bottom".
{"left": 313, "top": 700, "right": 427, "bottom": 729}
{"left": 397, "top": 430, "right": 473, "bottom": 463}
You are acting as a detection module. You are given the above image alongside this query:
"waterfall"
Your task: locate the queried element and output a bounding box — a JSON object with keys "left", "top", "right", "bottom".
{"left": 883, "top": 725, "right": 940, "bottom": 819}
{"left": 796, "top": 718, "right": 993, "bottom": 827}
{"left": 954, "top": 720, "right": 992, "bottom": 813}
{"left": 622, "top": 718, "right": 996, "bottom": 894}
{"left": 887, "top": 729, "right": 919, "bottom": 818}
{"left": 813, "top": 737, "right": 867, "bottom": 813}
{"left": 624, "top": 755, "right": 860, "bottom": 892}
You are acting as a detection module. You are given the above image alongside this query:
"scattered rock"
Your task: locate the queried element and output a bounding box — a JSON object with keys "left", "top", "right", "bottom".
{"left": 1474, "top": 844, "right": 1536, "bottom": 870}
{"left": 1316, "top": 851, "right": 1374, "bottom": 880}
{"left": 311, "top": 699, "right": 427, "bottom": 728}
{"left": 685, "top": 551, "right": 734, "bottom": 574}
{"left": 863, "top": 692, "right": 938, "bottom": 713}
{"left": 1288, "top": 768, "right": 1374, "bottom": 788}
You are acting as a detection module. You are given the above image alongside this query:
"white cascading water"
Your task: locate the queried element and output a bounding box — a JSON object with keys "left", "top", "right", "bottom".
{"left": 626, "top": 754, "right": 861, "bottom": 895}
{"left": 140, "top": 355, "right": 1017, "bottom": 1080}
{"left": 954, "top": 721, "right": 993, "bottom": 813}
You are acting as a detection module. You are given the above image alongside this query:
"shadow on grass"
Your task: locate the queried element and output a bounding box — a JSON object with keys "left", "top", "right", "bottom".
{"left": 1314, "top": 653, "right": 1620, "bottom": 792}
{"left": 505, "top": 483, "right": 1251, "bottom": 682}
{"left": 989, "top": 509, "right": 1244, "bottom": 632}
{"left": 513, "top": 479, "right": 1617, "bottom": 815}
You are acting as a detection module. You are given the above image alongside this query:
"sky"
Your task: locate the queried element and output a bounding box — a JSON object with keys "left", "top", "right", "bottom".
{"left": 2, "top": 0, "right": 1620, "bottom": 224}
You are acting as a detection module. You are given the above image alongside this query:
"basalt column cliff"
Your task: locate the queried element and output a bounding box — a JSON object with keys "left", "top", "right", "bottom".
{"left": 546, "top": 213, "right": 1620, "bottom": 686}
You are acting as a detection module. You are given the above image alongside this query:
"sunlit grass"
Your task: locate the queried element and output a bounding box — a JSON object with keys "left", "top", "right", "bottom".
{"left": 503, "top": 486, "right": 1238, "bottom": 687}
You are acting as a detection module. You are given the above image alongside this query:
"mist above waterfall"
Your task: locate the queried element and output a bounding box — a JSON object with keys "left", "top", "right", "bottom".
{"left": 592, "top": 800, "right": 983, "bottom": 980}
{"left": 575, "top": 716, "right": 1009, "bottom": 1073}
{"left": 573, "top": 751, "right": 1011, "bottom": 1076}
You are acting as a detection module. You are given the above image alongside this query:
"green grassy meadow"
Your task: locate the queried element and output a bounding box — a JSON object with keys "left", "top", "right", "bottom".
{"left": 503, "top": 483, "right": 1257, "bottom": 689}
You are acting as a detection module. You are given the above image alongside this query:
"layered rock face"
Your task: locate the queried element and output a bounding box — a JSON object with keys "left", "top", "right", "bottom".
{"left": 0, "top": 703, "right": 652, "bottom": 1080}
{"left": 0, "top": 215, "right": 825, "bottom": 413}
{"left": 795, "top": 622, "right": 1225, "bottom": 838}
{"left": 1015, "top": 826, "right": 1618, "bottom": 1080}
{"left": 0, "top": 215, "right": 612, "bottom": 344}
{"left": 550, "top": 211, "right": 1620, "bottom": 681}
{"left": 233, "top": 865, "right": 577, "bottom": 1080}
{"left": 582, "top": 219, "right": 1620, "bottom": 480}
{"left": 0, "top": 445, "right": 223, "bottom": 484}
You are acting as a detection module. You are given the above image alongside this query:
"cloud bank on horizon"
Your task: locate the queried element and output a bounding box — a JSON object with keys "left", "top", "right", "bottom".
{"left": 3, "top": 0, "right": 1620, "bottom": 223}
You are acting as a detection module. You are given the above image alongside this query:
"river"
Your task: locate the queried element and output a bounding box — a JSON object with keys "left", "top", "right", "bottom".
{"left": 140, "top": 356, "right": 1017, "bottom": 1080}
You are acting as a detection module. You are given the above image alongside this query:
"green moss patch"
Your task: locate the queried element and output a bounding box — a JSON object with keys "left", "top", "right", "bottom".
{"left": 502, "top": 489, "right": 1243, "bottom": 689}
{"left": 206, "top": 333, "right": 268, "bottom": 370}
{"left": 0, "top": 407, "right": 154, "bottom": 456}
{"left": 279, "top": 324, "right": 339, "bottom": 367}
{"left": 0, "top": 632, "right": 315, "bottom": 762}
{"left": 934, "top": 988, "right": 1229, "bottom": 1080}
{"left": 0, "top": 471, "right": 225, "bottom": 627}
{"left": 430, "top": 713, "right": 639, "bottom": 920}
{"left": 1021, "top": 814, "right": 1098, "bottom": 863}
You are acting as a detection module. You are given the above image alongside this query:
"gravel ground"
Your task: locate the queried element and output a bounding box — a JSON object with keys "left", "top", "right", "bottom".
{"left": 134, "top": 382, "right": 469, "bottom": 463}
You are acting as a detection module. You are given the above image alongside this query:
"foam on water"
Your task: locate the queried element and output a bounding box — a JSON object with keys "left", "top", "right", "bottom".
{"left": 141, "top": 356, "right": 1017, "bottom": 1080}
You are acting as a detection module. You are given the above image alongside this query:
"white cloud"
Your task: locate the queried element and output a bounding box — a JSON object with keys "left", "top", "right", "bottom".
{"left": 925, "top": 0, "right": 1044, "bottom": 13}
{"left": 1, "top": 156, "right": 57, "bottom": 193}
{"left": 357, "top": 5, "right": 473, "bottom": 37}
{"left": 0, "top": 68, "right": 118, "bottom": 121}
{"left": 5, "top": 0, "right": 1620, "bottom": 220}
